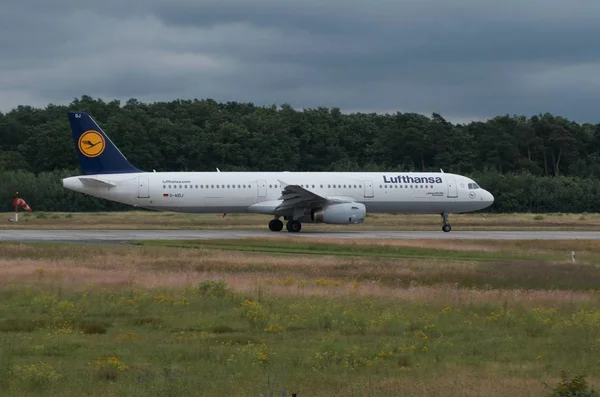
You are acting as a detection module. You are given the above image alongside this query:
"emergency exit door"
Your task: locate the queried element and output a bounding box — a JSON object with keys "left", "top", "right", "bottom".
{"left": 257, "top": 180, "right": 267, "bottom": 198}
{"left": 363, "top": 180, "right": 374, "bottom": 198}
{"left": 447, "top": 177, "right": 458, "bottom": 198}
{"left": 137, "top": 175, "right": 150, "bottom": 198}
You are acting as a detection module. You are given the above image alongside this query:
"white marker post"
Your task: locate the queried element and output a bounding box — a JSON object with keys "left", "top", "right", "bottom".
{"left": 13, "top": 199, "right": 19, "bottom": 222}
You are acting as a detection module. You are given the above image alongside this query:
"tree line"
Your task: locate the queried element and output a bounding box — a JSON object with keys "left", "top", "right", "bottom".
{"left": 1, "top": 95, "right": 599, "bottom": 213}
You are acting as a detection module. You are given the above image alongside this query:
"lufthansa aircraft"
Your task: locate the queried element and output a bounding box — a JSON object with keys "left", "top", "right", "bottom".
{"left": 62, "top": 112, "right": 494, "bottom": 232}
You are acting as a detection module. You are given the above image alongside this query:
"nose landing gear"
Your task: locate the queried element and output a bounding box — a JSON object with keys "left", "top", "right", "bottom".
{"left": 441, "top": 212, "right": 452, "bottom": 232}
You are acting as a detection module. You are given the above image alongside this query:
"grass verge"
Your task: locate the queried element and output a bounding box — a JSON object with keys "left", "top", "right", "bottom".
{"left": 0, "top": 240, "right": 599, "bottom": 396}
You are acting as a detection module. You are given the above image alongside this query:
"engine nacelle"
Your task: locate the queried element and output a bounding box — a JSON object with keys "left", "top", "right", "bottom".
{"left": 311, "top": 203, "right": 366, "bottom": 224}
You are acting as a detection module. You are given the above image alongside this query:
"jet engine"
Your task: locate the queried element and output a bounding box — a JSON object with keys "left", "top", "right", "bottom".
{"left": 311, "top": 203, "right": 366, "bottom": 224}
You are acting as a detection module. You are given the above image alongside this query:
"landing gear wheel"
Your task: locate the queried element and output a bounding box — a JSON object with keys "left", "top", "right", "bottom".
{"left": 286, "top": 220, "right": 302, "bottom": 233}
{"left": 269, "top": 219, "right": 283, "bottom": 232}
{"left": 441, "top": 212, "right": 451, "bottom": 232}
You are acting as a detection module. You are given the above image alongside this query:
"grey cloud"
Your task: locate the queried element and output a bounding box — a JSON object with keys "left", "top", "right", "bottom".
{"left": 1, "top": 0, "right": 600, "bottom": 123}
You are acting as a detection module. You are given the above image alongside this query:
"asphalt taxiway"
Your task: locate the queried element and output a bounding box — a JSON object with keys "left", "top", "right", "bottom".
{"left": 2, "top": 229, "right": 600, "bottom": 242}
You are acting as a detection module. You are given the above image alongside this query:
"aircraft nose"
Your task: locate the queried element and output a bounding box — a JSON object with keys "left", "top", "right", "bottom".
{"left": 482, "top": 189, "right": 494, "bottom": 205}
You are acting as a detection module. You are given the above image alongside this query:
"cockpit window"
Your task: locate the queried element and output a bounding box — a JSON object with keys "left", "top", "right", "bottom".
{"left": 468, "top": 183, "right": 480, "bottom": 190}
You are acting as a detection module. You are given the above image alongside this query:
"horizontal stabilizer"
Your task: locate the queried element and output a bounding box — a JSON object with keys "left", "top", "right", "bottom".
{"left": 78, "top": 177, "right": 116, "bottom": 188}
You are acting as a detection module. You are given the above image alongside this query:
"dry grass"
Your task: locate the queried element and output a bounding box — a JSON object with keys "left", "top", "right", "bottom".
{"left": 2, "top": 257, "right": 596, "bottom": 307}
{"left": 240, "top": 236, "right": 600, "bottom": 255}
{"left": 2, "top": 211, "right": 600, "bottom": 230}
{"left": 376, "top": 372, "right": 600, "bottom": 397}
{"left": 2, "top": 242, "right": 600, "bottom": 308}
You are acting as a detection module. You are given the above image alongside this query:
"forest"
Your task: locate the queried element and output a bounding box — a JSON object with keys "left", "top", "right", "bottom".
{"left": 1, "top": 95, "right": 600, "bottom": 213}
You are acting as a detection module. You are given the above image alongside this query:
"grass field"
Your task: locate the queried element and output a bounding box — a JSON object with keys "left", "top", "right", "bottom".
{"left": 2, "top": 210, "right": 600, "bottom": 230}
{"left": 1, "top": 238, "right": 600, "bottom": 396}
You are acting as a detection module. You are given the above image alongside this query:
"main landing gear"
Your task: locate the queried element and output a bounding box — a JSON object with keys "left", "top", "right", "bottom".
{"left": 286, "top": 220, "right": 302, "bottom": 233}
{"left": 441, "top": 212, "right": 452, "bottom": 232}
{"left": 268, "top": 218, "right": 301, "bottom": 233}
{"left": 268, "top": 219, "right": 283, "bottom": 232}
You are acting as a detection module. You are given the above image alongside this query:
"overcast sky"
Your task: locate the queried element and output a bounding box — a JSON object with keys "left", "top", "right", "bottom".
{"left": 1, "top": 0, "right": 600, "bottom": 123}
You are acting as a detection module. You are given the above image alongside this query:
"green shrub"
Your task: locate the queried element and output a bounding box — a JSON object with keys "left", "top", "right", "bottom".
{"left": 547, "top": 373, "right": 598, "bottom": 397}
{"left": 0, "top": 319, "right": 46, "bottom": 333}
{"left": 79, "top": 321, "right": 107, "bottom": 334}
{"left": 132, "top": 317, "right": 163, "bottom": 327}
{"left": 211, "top": 325, "right": 236, "bottom": 333}
{"left": 197, "top": 279, "right": 229, "bottom": 298}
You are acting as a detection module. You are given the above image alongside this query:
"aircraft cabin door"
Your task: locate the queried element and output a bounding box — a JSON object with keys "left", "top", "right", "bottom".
{"left": 447, "top": 176, "right": 458, "bottom": 198}
{"left": 257, "top": 180, "right": 267, "bottom": 198}
{"left": 363, "top": 180, "right": 374, "bottom": 198}
{"left": 137, "top": 175, "right": 150, "bottom": 198}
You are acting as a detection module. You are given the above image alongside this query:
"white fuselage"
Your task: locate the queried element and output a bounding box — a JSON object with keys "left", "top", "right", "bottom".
{"left": 62, "top": 171, "right": 494, "bottom": 218}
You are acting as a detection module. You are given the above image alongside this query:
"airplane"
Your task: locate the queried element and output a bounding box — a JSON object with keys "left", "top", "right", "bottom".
{"left": 62, "top": 112, "right": 494, "bottom": 232}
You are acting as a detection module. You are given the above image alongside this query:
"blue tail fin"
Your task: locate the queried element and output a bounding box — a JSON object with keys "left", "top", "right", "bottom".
{"left": 68, "top": 111, "right": 141, "bottom": 175}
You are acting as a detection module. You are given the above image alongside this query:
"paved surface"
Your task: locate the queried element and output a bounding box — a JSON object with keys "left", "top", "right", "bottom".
{"left": 2, "top": 229, "right": 600, "bottom": 242}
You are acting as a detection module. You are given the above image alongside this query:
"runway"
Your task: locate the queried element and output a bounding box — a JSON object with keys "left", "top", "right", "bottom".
{"left": 2, "top": 229, "right": 600, "bottom": 242}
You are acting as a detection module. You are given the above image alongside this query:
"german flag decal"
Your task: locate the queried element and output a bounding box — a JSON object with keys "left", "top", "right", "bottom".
{"left": 163, "top": 193, "right": 168, "bottom": 198}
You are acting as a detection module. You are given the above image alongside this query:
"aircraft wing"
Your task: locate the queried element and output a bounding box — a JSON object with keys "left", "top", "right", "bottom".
{"left": 275, "top": 180, "right": 354, "bottom": 212}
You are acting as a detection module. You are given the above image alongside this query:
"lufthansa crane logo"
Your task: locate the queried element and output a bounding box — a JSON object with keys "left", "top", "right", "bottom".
{"left": 78, "top": 130, "right": 105, "bottom": 158}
